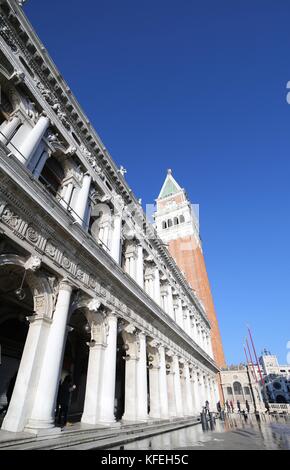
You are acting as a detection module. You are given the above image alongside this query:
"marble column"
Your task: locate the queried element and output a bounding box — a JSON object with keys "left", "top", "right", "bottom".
{"left": 161, "top": 291, "right": 168, "bottom": 313}
{"left": 18, "top": 115, "right": 50, "bottom": 165}
{"left": 153, "top": 266, "right": 161, "bottom": 306}
{"left": 191, "top": 318, "right": 198, "bottom": 344}
{"left": 201, "top": 329, "right": 207, "bottom": 353}
{"left": 180, "top": 367, "right": 187, "bottom": 412}
{"left": 196, "top": 323, "right": 201, "bottom": 347}
{"left": 198, "top": 372, "right": 205, "bottom": 412}
{"left": 184, "top": 363, "right": 194, "bottom": 416}
{"left": 209, "top": 378, "right": 216, "bottom": 409}
{"left": 98, "top": 313, "right": 118, "bottom": 423}
{"left": 166, "top": 358, "right": 177, "bottom": 418}
{"left": 122, "top": 326, "right": 138, "bottom": 422}
{"left": 2, "top": 315, "right": 51, "bottom": 433}
{"left": 173, "top": 355, "right": 183, "bottom": 417}
{"left": 184, "top": 308, "right": 192, "bottom": 337}
{"left": 192, "top": 369, "right": 200, "bottom": 414}
{"left": 136, "top": 244, "right": 144, "bottom": 288}
{"left": 205, "top": 377, "right": 212, "bottom": 408}
{"left": 82, "top": 311, "right": 118, "bottom": 425}
{"left": 158, "top": 345, "right": 169, "bottom": 419}
{"left": 167, "top": 285, "right": 174, "bottom": 319}
{"left": 208, "top": 334, "right": 214, "bottom": 358}
{"left": 124, "top": 250, "right": 136, "bottom": 280}
{"left": 111, "top": 212, "right": 122, "bottom": 264}
{"left": 26, "top": 279, "right": 72, "bottom": 430}
{"left": 0, "top": 115, "right": 21, "bottom": 144}
{"left": 148, "top": 346, "right": 161, "bottom": 419}
{"left": 175, "top": 298, "right": 184, "bottom": 329}
{"left": 72, "top": 173, "right": 92, "bottom": 226}
{"left": 145, "top": 273, "right": 154, "bottom": 298}
{"left": 213, "top": 378, "right": 220, "bottom": 405}
{"left": 136, "top": 332, "right": 148, "bottom": 421}
{"left": 200, "top": 374, "right": 207, "bottom": 410}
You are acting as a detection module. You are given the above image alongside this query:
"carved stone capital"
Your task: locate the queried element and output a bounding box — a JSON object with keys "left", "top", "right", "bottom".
{"left": 59, "top": 278, "right": 73, "bottom": 292}
{"left": 148, "top": 338, "right": 159, "bottom": 349}
{"left": 124, "top": 323, "right": 136, "bottom": 335}
{"left": 25, "top": 255, "right": 41, "bottom": 272}
{"left": 87, "top": 298, "right": 101, "bottom": 313}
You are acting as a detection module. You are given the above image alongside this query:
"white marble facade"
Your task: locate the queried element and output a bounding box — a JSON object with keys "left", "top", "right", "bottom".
{"left": 0, "top": 0, "right": 219, "bottom": 434}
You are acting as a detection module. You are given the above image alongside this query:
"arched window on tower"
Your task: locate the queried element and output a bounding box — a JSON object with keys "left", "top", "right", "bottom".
{"left": 173, "top": 217, "right": 179, "bottom": 225}
{"left": 39, "top": 156, "right": 65, "bottom": 197}
{"left": 162, "top": 221, "right": 167, "bottom": 229}
{"left": 167, "top": 219, "right": 173, "bottom": 228}
{"left": 180, "top": 214, "right": 185, "bottom": 224}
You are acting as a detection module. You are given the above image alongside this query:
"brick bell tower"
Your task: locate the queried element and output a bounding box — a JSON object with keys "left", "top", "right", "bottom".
{"left": 154, "top": 169, "right": 226, "bottom": 369}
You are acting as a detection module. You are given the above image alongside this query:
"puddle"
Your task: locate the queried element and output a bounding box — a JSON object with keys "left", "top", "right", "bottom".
{"left": 109, "top": 414, "right": 290, "bottom": 450}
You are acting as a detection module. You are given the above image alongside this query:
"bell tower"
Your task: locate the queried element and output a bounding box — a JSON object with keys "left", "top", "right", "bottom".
{"left": 155, "top": 169, "right": 226, "bottom": 368}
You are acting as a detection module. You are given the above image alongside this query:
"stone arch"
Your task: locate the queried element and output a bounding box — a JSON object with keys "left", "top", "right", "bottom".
{"left": 0, "top": 254, "right": 54, "bottom": 319}
{"left": 68, "top": 295, "right": 108, "bottom": 338}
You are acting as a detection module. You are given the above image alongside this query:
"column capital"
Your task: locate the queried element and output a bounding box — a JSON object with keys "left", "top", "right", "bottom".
{"left": 148, "top": 338, "right": 160, "bottom": 349}
{"left": 87, "top": 298, "right": 102, "bottom": 312}
{"left": 137, "top": 330, "right": 147, "bottom": 340}
{"left": 106, "top": 310, "right": 118, "bottom": 321}
{"left": 24, "top": 255, "right": 42, "bottom": 272}
{"left": 59, "top": 278, "right": 73, "bottom": 292}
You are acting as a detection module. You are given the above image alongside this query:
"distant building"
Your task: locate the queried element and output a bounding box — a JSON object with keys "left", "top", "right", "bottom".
{"left": 220, "top": 364, "right": 263, "bottom": 411}
{"left": 220, "top": 351, "right": 290, "bottom": 411}
{"left": 259, "top": 351, "right": 290, "bottom": 404}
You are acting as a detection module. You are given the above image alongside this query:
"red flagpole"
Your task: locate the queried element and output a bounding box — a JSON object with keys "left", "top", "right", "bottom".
{"left": 246, "top": 338, "right": 258, "bottom": 383}
{"left": 248, "top": 327, "right": 264, "bottom": 385}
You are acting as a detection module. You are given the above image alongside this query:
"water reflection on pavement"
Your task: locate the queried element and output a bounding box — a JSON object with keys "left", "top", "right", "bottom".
{"left": 110, "top": 414, "right": 290, "bottom": 450}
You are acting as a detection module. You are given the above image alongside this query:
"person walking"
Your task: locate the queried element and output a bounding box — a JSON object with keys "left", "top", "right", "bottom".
{"left": 242, "top": 409, "right": 248, "bottom": 422}
{"left": 264, "top": 401, "right": 270, "bottom": 414}
{"left": 230, "top": 400, "right": 234, "bottom": 413}
{"left": 56, "top": 375, "right": 76, "bottom": 428}
{"left": 237, "top": 400, "right": 241, "bottom": 413}
{"left": 205, "top": 400, "right": 210, "bottom": 415}
{"left": 245, "top": 400, "right": 250, "bottom": 414}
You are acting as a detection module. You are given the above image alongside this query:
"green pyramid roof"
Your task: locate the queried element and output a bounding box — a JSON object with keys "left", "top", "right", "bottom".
{"left": 158, "top": 170, "right": 182, "bottom": 199}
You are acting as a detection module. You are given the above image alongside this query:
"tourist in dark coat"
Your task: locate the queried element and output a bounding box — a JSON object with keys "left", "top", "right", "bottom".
{"left": 56, "top": 375, "right": 76, "bottom": 427}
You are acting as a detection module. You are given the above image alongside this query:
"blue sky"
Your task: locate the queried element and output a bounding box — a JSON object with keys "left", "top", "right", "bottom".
{"left": 25, "top": 0, "right": 290, "bottom": 365}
